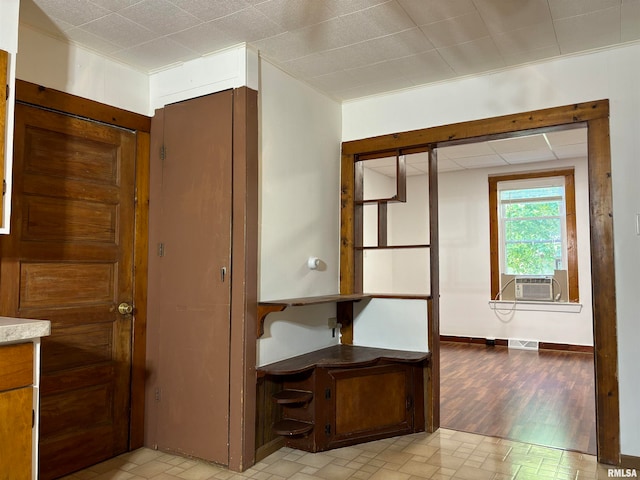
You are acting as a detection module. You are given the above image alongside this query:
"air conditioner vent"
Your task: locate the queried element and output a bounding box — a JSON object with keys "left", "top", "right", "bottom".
{"left": 514, "top": 276, "right": 554, "bottom": 301}
{"left": 508, "top": 339, "right": 539, "bottom": 350}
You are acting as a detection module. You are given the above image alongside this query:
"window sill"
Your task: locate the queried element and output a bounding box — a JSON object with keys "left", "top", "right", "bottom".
{"left": 488, "top": 300, "right": 583, "bottom": 313}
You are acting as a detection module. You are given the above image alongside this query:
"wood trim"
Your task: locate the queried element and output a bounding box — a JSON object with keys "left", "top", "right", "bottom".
{"left": 340, "top": 152, "right": 356, "bottom": 299}
{"left": 427, "top": 148, "right": 439, "bottom": 432}
{"left": 340, "top": 99, "right": 619, "bottom": 465}
{"left": 130, "top": 131, "right": 150, "bottom": 449}
{"left": 587, "top": 115, "right": 619, "bottom": 465}
{"left": 15, "top": 80, "right": 151, "bottom": 457}
{"left": 621, "top": 455, "right": 640, "bottom": 470}
{"left": 0, "top": 50, "right": 7, "bottom": 225}
{"left": 15, "top": 80, "right": 150, "bottom": 133}
{"left": 441, "top": 335, "right": 594, "bottom": 353}
{"left": 488, "top": 168, "right": 579, "bottom": 301}
{"left": 342, "top": 100, "right": 608, "bottom": 155}
{"left": 228, "top": 86, "right": 259, "bottom": 472}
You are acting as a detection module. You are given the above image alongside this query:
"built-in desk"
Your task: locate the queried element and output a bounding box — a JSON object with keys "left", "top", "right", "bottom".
{"left": 258, "top": 345, "right": 430, "bottom": 453}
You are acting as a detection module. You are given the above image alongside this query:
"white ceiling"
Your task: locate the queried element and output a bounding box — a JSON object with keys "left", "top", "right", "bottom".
{"left": 18, "top": 0, "right": 640, "bottom": 101}
{"left": 364, "top": 127, "right": 587, "bottom": 174}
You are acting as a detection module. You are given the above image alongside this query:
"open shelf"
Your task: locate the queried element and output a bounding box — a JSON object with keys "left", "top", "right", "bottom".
{"left": 272, "top": 419, "right": 314, "bottom": 437}
{"left": 257, "top": 293, "right": 370, "bottom": 338}
{"left": 272, "top": 389, "right": 313, "bottom": 405}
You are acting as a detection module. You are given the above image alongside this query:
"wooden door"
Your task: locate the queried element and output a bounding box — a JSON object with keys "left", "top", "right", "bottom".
{"left": 0, "top": 103, "right": 136, "bottom": 479}
{"left": 147, "top": 91, "right": 233, "bottom": 463}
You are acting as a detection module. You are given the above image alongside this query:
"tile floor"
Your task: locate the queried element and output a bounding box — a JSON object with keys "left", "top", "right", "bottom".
{"left": 60, "top": 429, "right": 615, "bottom": 480}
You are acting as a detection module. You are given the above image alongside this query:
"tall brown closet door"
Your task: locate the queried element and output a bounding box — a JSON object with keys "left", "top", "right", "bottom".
{"left": 147, "top": 90, "right": 233, "bottom": 464}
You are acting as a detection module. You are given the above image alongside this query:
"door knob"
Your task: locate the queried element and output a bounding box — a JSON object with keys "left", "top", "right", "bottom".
{"left": 118, "top": 302, "right": 133, "bottom": 315}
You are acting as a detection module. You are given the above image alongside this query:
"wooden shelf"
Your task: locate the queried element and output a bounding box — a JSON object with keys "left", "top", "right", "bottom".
{"left": 257, "top": 294, "right": 370, "bottom": 338}
{"left": 272, "top": 419, "right": 314, "bottom": 437}
{"left": 272, "top": 389, "right": 313, "bottom": 405}
{"left": 258, "top": 345, "right": 431, "bottom": 376}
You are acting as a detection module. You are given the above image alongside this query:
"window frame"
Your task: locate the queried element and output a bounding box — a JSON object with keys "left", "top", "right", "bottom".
{"left": 489, "top": 169, "right": 579, "bottom": 302}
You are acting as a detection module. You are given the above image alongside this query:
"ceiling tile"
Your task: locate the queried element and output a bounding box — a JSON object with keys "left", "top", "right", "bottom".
{"left": 437, "top": 158, "right": 464, "bottom": 172}
{"left": 336, "top": 75, "right": 416, "bottom": 100}
{"left": 323, "top": 0, "right": 393, "bottom": 17}
{"left": 385, "top": 50, "right": 456, "bottom": 84}
{"left": 169, "top": 21, "right": 236, "bottom": 54}
{"left": 420, "top": 11, "right": 491, "bottom": 48}
{"left": 89, "top": 0, "right": 142, "bottom": 11}
{"left": 440, "top": 141, "right": 496, "bottom": 158}
{"left": 548, "top": 0, "right": 621, "bottom": 19}
{"left": 500, "top": 45, "right": 561, "bottom": 67}
{"left": 488, "top": 134, "right": 549, "bottom": 153}
{"left": 491, "top": 21, "right": 557, "bottom": 56}
{"left": 621, "top": 0, "right": 640, "bottom": 41}
{"left": 554, "top": 6, "right": 621, "bottom": 53}
{"left": 29, "top": 0, "right": 111, "bottom": 26}
{"left": 545, "top": 128, "right": 587, "bottom": 146}
{"left": 211, "top": 7, "right": 285, "bottom": 42}
{"left": 370, "top": 165, "right": 398, "bottom": 176}
{"left": 473, "top": 0, "right": 553, "bottom": 33}
{"left": 453, "top": 154, "right": 509, "bottom": 168}
{"left": 501, "top": 150, "right": 558, "bottom": 163}
{"left": 552, "top": 144, "right": 588, "bottom": 159}
{"left": 406, "top": 164, "right": 426, "bottom": 176}
{"left": 397, "top": 0, "right": 477, "bottom": 25}
{"left": 120, "top": 0, "right": 202, "bottom": 36}
{"left": 167, "top": 0, "right": 251, "bottom": 22}
{"left": 307, "top": 70, "right": 361, "bottom": 92}
{"left": 114, "top": 37, "right": 200, "bottom": 70}
{"left": 254, "top": 0, "right": 337, "bottom": 30}
{"left": 79, "top": 13, "right": 157, "bottom": 48}
{"left": 350, "top": 1, "right": 418, "bottom": 36}
{"left": 252, "top": 32, "right": 318, "bottom": 62}
{"left": 282, "top": 52, "right": 343, "bottom": 78}
{"left": 436, "top": 36, "right": 504, "bottom": 75}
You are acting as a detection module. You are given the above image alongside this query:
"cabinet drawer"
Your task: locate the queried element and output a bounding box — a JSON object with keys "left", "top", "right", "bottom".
{"left": 0, "top": 343, "right": 34, "bottom": 391}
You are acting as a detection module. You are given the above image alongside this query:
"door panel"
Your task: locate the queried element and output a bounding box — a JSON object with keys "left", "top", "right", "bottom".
{"left": 148, "top": 91, "right": 233, "bottom": 464}
{"left": 0, "top": 103, "right": 136, "bottom": 479}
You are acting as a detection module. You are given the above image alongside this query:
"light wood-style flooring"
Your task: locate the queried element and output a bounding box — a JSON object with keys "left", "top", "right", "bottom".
{"left": 440, "top": 342, "right": 597, "bottom": 455}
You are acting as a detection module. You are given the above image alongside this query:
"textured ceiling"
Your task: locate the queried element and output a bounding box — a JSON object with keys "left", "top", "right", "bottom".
{"left": 365, "top": 127, "right": 587, "bottom": 174}
{"left": 19, "top": 0, "right": 640, "bottom": 101}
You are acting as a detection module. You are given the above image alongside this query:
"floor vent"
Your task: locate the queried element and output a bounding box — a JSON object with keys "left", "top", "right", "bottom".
{"left": 508, "top": 339, "right": 539, "bottom": 351}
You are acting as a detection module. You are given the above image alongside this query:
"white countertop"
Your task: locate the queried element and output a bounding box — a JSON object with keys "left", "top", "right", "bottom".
{"left": 0, "top": 317, "right": 51, "bottom": 344}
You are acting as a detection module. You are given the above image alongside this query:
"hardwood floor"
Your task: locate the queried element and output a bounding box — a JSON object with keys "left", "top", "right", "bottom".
{"left": 440, "top": 341, "right": 597, "bottom": 455}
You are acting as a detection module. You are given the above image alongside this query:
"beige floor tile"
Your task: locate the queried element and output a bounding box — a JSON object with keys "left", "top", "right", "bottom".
{"left": 312, "top": 463, "right": 356, "bottom": 480}
{"left": 374, "top": 449, "right": 414, "bottom": 465}
{"left": 262, "top": 460, "right": 306, "bottom": 477}
{"left": 398, "top": 460, "right": 439, "bottom": 478}
{"left": 368, "top": 468, "right": 412, "bottom": 480}
{"left": 453, "top": 465, "right": 495, "bottom": 480}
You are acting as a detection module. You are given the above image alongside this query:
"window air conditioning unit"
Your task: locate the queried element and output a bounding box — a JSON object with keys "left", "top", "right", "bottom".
{"left": 514, "top": 276, "right": 554, "bottom": 301}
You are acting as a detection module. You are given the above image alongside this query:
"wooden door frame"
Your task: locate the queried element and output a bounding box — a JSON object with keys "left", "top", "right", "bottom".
{"left": 15, "top": 80, "right": 151, "bottom": 450}
{"left": 340, "top": 99, "right": 620, "bottom": 466}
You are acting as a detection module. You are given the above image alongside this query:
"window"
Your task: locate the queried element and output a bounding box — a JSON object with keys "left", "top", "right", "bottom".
{"left": 489, "top": 170, "right": 579, "bottom": 302}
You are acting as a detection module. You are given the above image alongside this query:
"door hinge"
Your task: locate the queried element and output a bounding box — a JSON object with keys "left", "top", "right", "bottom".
{"left": 406, "top": 395, "right": 413, "bottom": 410}
{"left": 157, "top": 243, "right": 164, "bottom": 257}
{"left": 324, "top": 388, "right": 331, "bottom": 399}
{"left": 2, "top": 179, "right": 5, "bottom": 196}
{"left": 32, "top": 409, "right": 35, "bottom": 429}
{"left": 155, "top": 388, "right": 161, "bottom": 402}
{"left": 325, "top": 424, "right": 331, "bottom": 436}
{"left": 160, "top": 145, "right": 166, "bottom": 161}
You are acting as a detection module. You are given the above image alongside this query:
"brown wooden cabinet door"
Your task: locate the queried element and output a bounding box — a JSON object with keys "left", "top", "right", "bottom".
{"left": 146, "top": 91, "right": 233, "bottom": 464}
{"left": 0, "top": 103, "right": 136, "bottom": 479}
{"left": 0, "top": 387, "right": 33, "bottom": 480}
{"left": 327, "top": 364, "right": 415, "bottom": 448}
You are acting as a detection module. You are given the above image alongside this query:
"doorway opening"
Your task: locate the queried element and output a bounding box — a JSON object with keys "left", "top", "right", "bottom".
{"left": 340, "top": 100, "right": 619, "bottom": 465}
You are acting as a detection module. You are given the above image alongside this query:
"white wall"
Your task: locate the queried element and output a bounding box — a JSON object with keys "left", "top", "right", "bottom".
{"left": 342, "top": 42, "right": 640, "bottom": 457}
{"left": 256, "top": 59, "right": 342, "bottom": 366}
{"left": 439, "top": 157, "right": 593, "bottom": 345}
{"left": 17, "top": 25, "right": 149, "bottom": 115}
{"left": 149, "top": 44, "right": 257, "bottom": 111}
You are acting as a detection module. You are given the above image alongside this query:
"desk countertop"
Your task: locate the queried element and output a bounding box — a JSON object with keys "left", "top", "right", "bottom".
{"left": 0, "top": 317, "right": 51, "bottom": 344}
